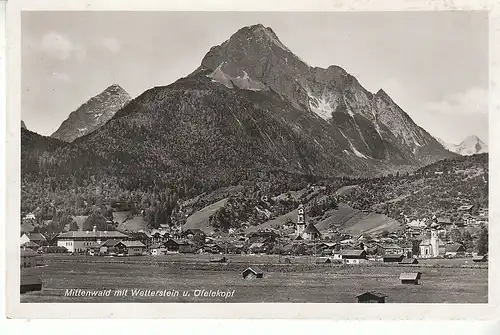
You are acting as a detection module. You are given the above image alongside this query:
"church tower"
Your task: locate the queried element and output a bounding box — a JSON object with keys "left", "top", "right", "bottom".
{"left": 430, "top": 229, "right": 439, "bottom": 257}
{"left": 296, "top": 204, "right": 305, "bottom": 237}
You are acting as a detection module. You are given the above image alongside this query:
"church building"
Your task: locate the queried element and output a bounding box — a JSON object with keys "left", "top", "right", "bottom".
{"left": 419, "top": 229, "right": 445, "bottom": 258}
{"left": 295, "top": 204, "right": 321, "bottom": 240}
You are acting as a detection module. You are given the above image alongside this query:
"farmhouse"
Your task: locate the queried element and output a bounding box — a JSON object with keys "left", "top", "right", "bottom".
{"left": 375, "top": 243, "right": 403, "bottom": 256}
{"left": 20, "top": 249, "right": 40, "bottom": 268}
{"left": 399, "top": 272, "right": 422, "bottom": 285}
{"left": 98, "top": 239, "right": 123, "bottom": 254}
{"left": 57, "top": 229, "right": 128, "bottom": 253}
{"left": 119, "top": 241, "right": 146, "bottom": 256}
{"left": 20, "top": 232, "right": 48, "bottom": 247}
{"left": 340, "top": 249, "right": 367, "bottom": 264}
{"left": 164, "top": 239, "right": 181, "bottom": 252}
{"left": 383, "top": 254, "right": 404, "bottom": 263}
{"left": 249, "top": 242, "right": 266, "bottom": 254}
{"left": 355, "top": 291, "right": 387, "bottom": 303}
{"left": 315, "top": 257, "right": 332, "bottom": 264}
{"left": 445, "top": 243, "right": 466, "bottom": 257}
{"left": 150, "top": 243, "right": 167, "bottom": 256}
{"left": 242, "top": 266, "right": 264, "bottom": 279}
{"left": 178, "top": 240, "right": 195, "bottom": 253}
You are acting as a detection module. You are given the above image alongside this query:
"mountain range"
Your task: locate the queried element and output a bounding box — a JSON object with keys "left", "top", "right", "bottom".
{"left": 23, "top": 24, "right": 456, "bottom": 193}
{"left": 437, "top": 135, "right": 488, "bottom": 156}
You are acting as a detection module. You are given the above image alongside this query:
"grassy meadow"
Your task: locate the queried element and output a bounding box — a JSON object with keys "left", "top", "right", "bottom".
{"left": 21, "top": 255, "right": 487, "bottom": 303}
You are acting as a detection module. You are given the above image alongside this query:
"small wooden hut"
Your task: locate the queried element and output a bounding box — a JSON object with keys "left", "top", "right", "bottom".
{"left": 355, "top": 291, "right": 387, "bottom": 303}
{"left": 399, "top": 272, "right": 422, "bottom": 285}
{"left": 242, "top": 266, "right": 264, "bottom": 279}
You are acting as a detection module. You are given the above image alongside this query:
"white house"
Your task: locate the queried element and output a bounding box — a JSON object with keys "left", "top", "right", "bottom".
{"left": 57, "top": 228, "right": 128, "bottom": 253}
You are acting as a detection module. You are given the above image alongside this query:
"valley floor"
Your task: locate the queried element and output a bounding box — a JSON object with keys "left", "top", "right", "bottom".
{"left": 20, "top": 255, "right": 487, "bottom": 303}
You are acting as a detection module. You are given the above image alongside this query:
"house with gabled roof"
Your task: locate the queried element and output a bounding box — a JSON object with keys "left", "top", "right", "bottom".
{"left": 118, "top": 240, "right": 146, "bottom": 256}
{"left": 340, "top": 249, "right": 367, "bottom": 264}
{"left": 56, "top": 228, "right": 128, "bottom": 253}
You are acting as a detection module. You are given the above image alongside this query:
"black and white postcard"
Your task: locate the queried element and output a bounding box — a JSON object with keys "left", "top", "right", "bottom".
{"left": 5, "top": 0, "right": 499, "bottom": 320}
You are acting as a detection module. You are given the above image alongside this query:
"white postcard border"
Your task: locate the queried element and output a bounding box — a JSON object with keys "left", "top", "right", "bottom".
{"left": 5, "top": 0, "right": 500, "bottom": 319}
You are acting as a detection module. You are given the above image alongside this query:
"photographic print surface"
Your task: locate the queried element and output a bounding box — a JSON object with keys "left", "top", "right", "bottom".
{"left": 18, "top": 10, "right": 489, "bottom": 305}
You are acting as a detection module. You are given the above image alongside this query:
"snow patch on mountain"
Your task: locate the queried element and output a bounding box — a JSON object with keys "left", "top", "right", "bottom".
{"left": 207, "top": 64, "right": 268, "bottom": 91}
{"left": 339, "top": 129, "right": 369, "bottom": 159}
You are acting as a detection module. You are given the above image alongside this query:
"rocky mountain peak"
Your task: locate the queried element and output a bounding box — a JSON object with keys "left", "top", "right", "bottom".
{"left": 51, "top": 84, "right": 131, "bottom": 142}
{"left": 21, "top": 120, "right": 27, "bottom": 129}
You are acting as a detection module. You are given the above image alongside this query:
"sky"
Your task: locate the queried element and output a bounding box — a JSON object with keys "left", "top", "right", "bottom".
{"left": 21, "top": 11, "right": 489, "bottom": 144}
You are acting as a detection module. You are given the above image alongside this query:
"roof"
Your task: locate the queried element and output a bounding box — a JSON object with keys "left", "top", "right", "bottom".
{"left": 399, "top": 272, "right": 422, "bottom": 280}
{"left": 383, "top": 254, "right": 404, "bottom": 259}
{"left": 99, "top": 239, "right": 123, "bottom": 247}
{"left": 399, "top": 258, "right": 418, "bottom": 264}
{"left": 150, "top": 243, "right": 164, "bottom": 249}
{"left": 20, "top": 249, "right": 38, "bottom": 257}
{"left": 355, "top": 291, "right": 387, "bottom": 298}
{"left": 249, "top": 243, "right": 265, "bottom": 249}
{"left": 304, "top": 223, "right": 321, "bottom": 235}
{"left": 437, "top": 217, "right": 452, "bottom": 224}
{"left": 340, "top": 249, "right": 365, "bottom": 257}
{"left": 120, "top": 241, "right": 146, "bottom": 248}
{"left": 26, "top": 233, "right": 47, "bottom": 241}
{"left": 458, "top": 205, "right": 473, "bottom": 210}
{"left": 58, "top": 231, "right": 127, "bottom": 239}
{"left": 242, "top": 266, "right": 263, "bottom": 275}
{"left": 21, "top": 241, "right": 40, "bottom": 248}
{"left": 445, "top": 243, "right": 465, "bottom": 253}
{"left": 378, "top": 243, "right": 402, "bottom": 250}
{"left": 473, "top": 255, "right": 487, "bottom": 260}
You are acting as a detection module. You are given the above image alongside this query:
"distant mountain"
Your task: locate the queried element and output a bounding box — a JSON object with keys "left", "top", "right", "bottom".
{"left": 51, "top": 84, "right": 131, "bottom": 142}
{"left": 437, "top": 135, "right": 488, "bottom": 156}
{"left": 21, "top": 121, "right": 27, "bottom": 129}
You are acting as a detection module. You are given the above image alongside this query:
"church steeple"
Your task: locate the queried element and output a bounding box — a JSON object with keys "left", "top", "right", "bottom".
{"left": 296, "top": 203, "right": 305, "bottom": 237}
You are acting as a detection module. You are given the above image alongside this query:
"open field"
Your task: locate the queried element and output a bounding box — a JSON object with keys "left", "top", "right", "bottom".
{"left": 21, "top": 256, "right": 487, "bottom": 303}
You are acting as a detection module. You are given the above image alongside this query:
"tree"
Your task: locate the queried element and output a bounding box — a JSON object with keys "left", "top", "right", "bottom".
{"left": 476, "top": 227, "right": 488, "bottom": 256}
{"left": 450, "top": 228, "right": 463, "bottom": 243}
{"left": 463, "top": 230, "right": 474, "bottom": 251}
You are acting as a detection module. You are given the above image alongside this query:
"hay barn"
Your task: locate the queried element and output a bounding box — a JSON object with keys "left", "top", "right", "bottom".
{"left": 355, "top": 291, "right": 387, "bottom": 303}
{"left": 399, "top": 272, "right": 422, "bottom": 285}
{"left": 399, "top": 258, "right": 419, "bottom": 265}
{"left": 242, "top": 266, "right": 264, "bottom": 279}
{"left": 383, "top": 254, "right": 404, "bottom": 263}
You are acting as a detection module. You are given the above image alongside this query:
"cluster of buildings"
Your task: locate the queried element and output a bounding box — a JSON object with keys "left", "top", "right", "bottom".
{"left": 19, "top": 201, "right": 488, "bottom": 263}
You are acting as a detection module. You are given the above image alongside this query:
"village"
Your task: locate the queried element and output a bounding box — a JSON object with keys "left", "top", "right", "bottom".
{"left": 20, "top": 201, "right": 489, "bottom": 265}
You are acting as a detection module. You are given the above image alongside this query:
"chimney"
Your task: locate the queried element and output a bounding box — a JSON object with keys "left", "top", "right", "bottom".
{"left": 93, "top": 226, "right": 97, "bottom": 233}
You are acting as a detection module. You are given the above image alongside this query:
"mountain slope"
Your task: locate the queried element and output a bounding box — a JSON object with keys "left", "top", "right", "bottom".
{"left": 21, "top": 127, "right": 66, "bottom": 175}
{"left": 21, "top": 121, "right": 27, "bottom": 129}
{"left": 23, "top": 23, "right": 456, "bottom": 198}
{"left": 51, "top": 84, "right": 131, "bottom": 142}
